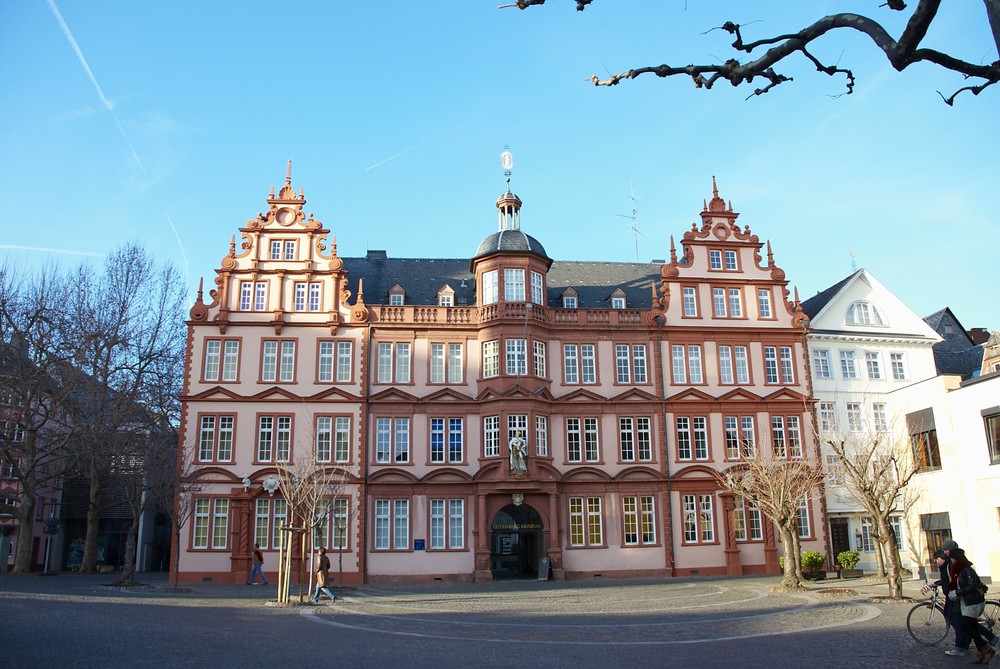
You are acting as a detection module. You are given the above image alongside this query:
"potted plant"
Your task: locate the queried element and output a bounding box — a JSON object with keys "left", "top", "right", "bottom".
{"left": 837, "top": 550, "right": 863, "bottom": 578}
{"left": 801, "top": 550, "right": 827, "bottom": 580}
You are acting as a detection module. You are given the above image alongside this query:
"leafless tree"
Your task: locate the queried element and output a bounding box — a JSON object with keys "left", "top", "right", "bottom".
{"left": 506, "top": 1, "right": 1000, "bottom": 104}
{"left": 64, "top": 244, "right": 186, "bottom": 573}
{"left": 718, "top": 448, "right": 827, "bottom": 590}
{"left": 165, "top": 443, "right": 199, "bottom": 591}
{"left": 0, "top": 262, "right": 77, "bottom": 573}
{"left": 825, "top": 423, "right": 920, "bottom": 599}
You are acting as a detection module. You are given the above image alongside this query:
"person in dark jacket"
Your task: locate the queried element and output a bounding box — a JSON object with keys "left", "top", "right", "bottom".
{"left": 949, "top": 548, "right": 995, "bottom": 664}
{"left": 929, "top": 539, "right": 997, "bottom": 656}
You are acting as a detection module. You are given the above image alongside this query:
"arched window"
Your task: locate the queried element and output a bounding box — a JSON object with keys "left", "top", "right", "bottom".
{"left": 846, "top": 300, "right": 886, "bottom": 326}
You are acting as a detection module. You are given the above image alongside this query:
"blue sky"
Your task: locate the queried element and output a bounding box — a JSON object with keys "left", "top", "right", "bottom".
{"left": 2, "top": 1, "right": 997, "bottom": 331}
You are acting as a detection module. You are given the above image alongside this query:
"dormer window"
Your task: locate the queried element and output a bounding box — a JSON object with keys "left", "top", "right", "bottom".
{"left": 437, "top": 285, "right": 455, "bottom": 307}
{"left": 846, "top": 300, "right": 886, "bottom": 326}
{"left": 562, "top": 288, "right": 578, "bottom": 309}
{"left": 611, "top": 289, "right": 627, "bottom": 310}
{"left": 388, "top": 284, "right": 406, "bottom": 306}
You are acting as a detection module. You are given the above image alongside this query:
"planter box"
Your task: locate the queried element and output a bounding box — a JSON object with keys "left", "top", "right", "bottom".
{"left": 804, "top": 571, "right": 827, "bottom": 581}
{"left": 839, "top": 569, "right": 864, "bottom": 579}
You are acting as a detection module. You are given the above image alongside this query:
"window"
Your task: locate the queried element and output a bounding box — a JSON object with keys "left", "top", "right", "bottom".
{"left": 482, "top": 270, "right": 498, "bottom": 304}
{"left": 563, "top": 344, "right": 596, "bottom": 384}
{"left": 908, "top": 409, "right": 940, "bottom": 472}
{"left": 771, "top": 415, "right": 802, "bottom": 458}
{"left": 890, "top": 353, "right": 907, "bottom": 381}
{"left": 671, "top": 345, "right": 703, "bottom": 384}
{"left": 483, "top": 416, "right": 500, "bottom": 458}
{"left": 566, "top": 417, "right": 599, "bottom": 462}
{"left": 198, "top": 415, "right": 235, "bottom": 462}
{"left": 329, "top": 498, "right": 350, "bottom": 550}
{"left": 316, "top": 416, "right": 350, "bottom": 463}
{"left": 375, "top": 417, "right": 410, "bottom": 463}
{"left": 317, "top": 341, "right": 352, "bottom": 383}
{"left": 724, "top": 416, "right": 755, "bottom": 459}
{"left": 825, "top": 454, "right": 845, "bottom": 486}
{"left": 846, "top": 301, "right": 885, "bottom": 326}
{"left": 712, "top": 288, "right": 727, "bottom": 317}
{"left": 757, "top": 288, "right": 773, "bottom": 319}
{"left": 728, "top": 288, "right": 743, "bottom": 317}
{"left": 389, "top": 292, "right": 404, "bottom": 306}
{"left": 533, "top": 341, "right": 546, "bottom": 378}
{"left": 796, "top": 498, "right": 812, "bottom": 538}
{"left": 257, "top": 415, "right": 292, "bottom": 462}
{"left": 846, "top": 403, "right": 864, "bottom": 432}
{"left": 482, "top": 340, "right": 499, "bottom": 378}
{"left": 562, "top": 294, "right": 577, "bottom": 309}
{"left": 193, "top": 498, "right": 229, "bottom": 549}
{"left": 860, "top": 517, "right": 875, "bottom": 552}
{"left": 818, "top": 402, "right": 837, "bottom": 432}
{"left": 619, "top": 416, "right": 652, "bottom": 462}
{"left": 430, "top": 418, "right": 464, "bottom": 463}
{"left": 507, "top": 414, "right": 528, "bottom": 457}
{"left": 611, "top": 296, "right": 626, "bottom": 309}
{"left": 438, "top": 294, "right": 453, "bottom": 307}
{"left": 872, "top": 403, "right": 888, "bottom": 432}
{"left": 733, "top": 497, "right": 763, "bottom": 541}
{"left": 376, "top": 342, "right": 411, "bottom": 384}
{"left": 812, "top": 349, "right": 832, "bottom": 379}
{"left": 569, "top": 496, "right": 603, "bottom": 546}
{"left": 676, "top": 416, "right": 708, "bottom": 460}
{"left": 504, "top": 268, "right": 525, "bottom": 301}
{"left": 262, "top": 340, "right": 296, "bottom": 382}
{"left": 682, "top": 494, "right": 714, "bottom": 543}
{"left": 615, "top": 344, "right": 647, "bottom": 384}
{"left": 530, "top": 271, "right": 544, "bottom": 305}
{"left": 239, "top": 281, "right": 268, "bottom": 311}
{"left": 0, "top": 456, "right": 17, "bottom": 478}
{"left": 374, "top": 499, "right": 409, "bottom": 550}
{"left": 429, "top": 498, "right": 465, "bottom": 550}
{"left": 293, "top": 282, "right": 322, "bottom": 311}
{"left": 623, "top": 495, "right": 656, "bottom": 545}
{"left": 535, "top": 416, "right": 549, "bottom": 457}
{"left": 312, "top": 498, "right": 350, "bottom": 550}
{"left": 764, "top": 346, "right": 794, "bottom": 384}
{"left": 865, "top": 352, "right": 883, "bottom": 380}
{"left": 269, "top": 239, "right": 296, "bottom": 260}
{"left": 254, "top": 497, "right": 289, "bottom": 549}
{"left": 840, "top": 350, "right": 859, "bottom": 379}
{"left": 430, "top": 343, "right": 464, "bottom": 384}
{"left": 889, "top": 515, "right": 905, "bottom": 551}
{"left": 204, "top": 339, "right": 240, "bottom": 382}
{"left": 506, "top": 338, "right": 527, "bottom": 376}
{"left": 724, "top": 250, "right": 738, "bottom": 270}
{"left": 709, "top": 249, "right": 723, "bottom": 270}
{"left": 718, "top": 345, "right": 750, "bottom": 384}
{"left": 682, "top": 286, "right": 698, "bottom": 317}
{"left": 986, "top": 411, "right": 1000, "bottom": 465}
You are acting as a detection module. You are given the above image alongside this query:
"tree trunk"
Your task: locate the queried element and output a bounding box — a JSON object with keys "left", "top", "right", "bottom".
{"left": 119, "top": 519, "right": 138, "bottom": 586}
{"left": 791, "top": 532, "right": 804, "bottom": 582}
{"left": 12, "top": 494, "right": 36, "bottom": 573}
{"left": 779, "top": 527, "right": 803, "bottom": 589}
{"left": 172, "top": 523, "right": 181, "bottom": 589}
{"left": 879, "top": 518, "right": 904, "bottom": 599}
{"left": 81, "top": 457, "right": 102, "bottom": 572}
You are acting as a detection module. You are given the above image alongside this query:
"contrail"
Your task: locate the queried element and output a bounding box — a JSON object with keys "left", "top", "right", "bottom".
{"left": 47, "top": 0, "right": 188, "bottom": 289}
{"left": 0, "top": 245, "right": 104, "bottom": 257}
{"left": 365, "top": 128, "right": 454, "bottom": 171}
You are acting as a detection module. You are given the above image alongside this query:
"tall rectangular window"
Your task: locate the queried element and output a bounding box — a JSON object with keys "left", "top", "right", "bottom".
{"left": 533, "top": 341, "right": 546, "bottom": 378}
{"left": 757, "top": 288, "right": 772, "bottom": 318}
{"left": 254, "top": 281, "right": 267, "bottom": 311}
{"left": 308, "top": 282, "right": 321, "bottom": 311}
{"left": 733, "top": 497, "right": 763, "bottom": 541}
{"left": 483, "top": 416, "right": 500, "bottom": 458}
{"left": 796, "top": 498, "right": 812, "bottom": 538}
{"left": 985, "top": 412, "right": 1000, "bottom": 465}
{"left": 728, "top": 288, "right": 743, "bottom": 317}
{"left": 812, "top": 349, "right": 832, "bottom": 379}
{"left": 622, "top": 495, "right": 656, "bottom": 545}
{"left": 682, "top": 494, "right": 714, "bottom": 543}
{"left": 429, "top": 498, "right": 465, "bottom": 550}
{"left": 865, "top": 352, "right": 883, "bottom": 380}
{"left": 840, "top": 350, "right": 859, "bottom": 379}
{"left": 619, "top": 416, "right": 652, "bottom": 462}
{"left": 709, "top": 250, "right": 723, "bottom": 270}
{"left": 725, "top": 416, "right": 755, "bottom": 458}
{"left": 535, "top": 416, "right": 549, "bottom": 457}
{"left": 318, "top": 341, "right": 334, "bottom": 382}
{"left": 712, "top": 288, "right": 727, "bottom": 317}
{"left": 672, "top": 345, "right": 687, "bottom": 384}
{"left": 819, "top": 402, "right": 837, "bottom": 431}
{"left": 336, "top": 342, "right": 352, "bottom": 382}
{"left": 908, "top": 409, "right": 941, "bottom": 472}
{"left": 734, "top": 346, "right": 750, "bottom": 384}
{"left": 204, "top": 339, "right": 240, "bottom": 382}
{"left": 779, "top": 346, "right": 794, "bottom": 383}
{"left": 483, "top": 340, "right": 499, "bottom": 378}
{"left": 890, "top": 353, "right": 907, "bottom": 381}
{"left": 504, "top": 268, "right": 525, "bottom": 301}
{"left": 211, "top": 498, "right": 229, "bottom": 549}
{"left": 198, "top": 415, "right": 234, "bottom": 462}
{"left": 506, "top": 338, "right": 527, "bottom": 376}
{"left": 375, "top": 417, "right": 410, "bottom": 463}
{"left": 262, "top": 340, "right": 295, "bottom": 382}
{"left": 682, "top": 286, "right": 698, "bottom": 317}
{"left": 316, "top": 416, "right": 350, "bottom": 463}
{"left": 568, "top": 496, "right": 603, "bottom": 546}
{"left": 373, "top": 499, "right": 409, "bottom": 551}
{"left": 431, "top": 343, "right": 464, "bottom": 384}
{"left": 530, "top": 271, "right": 544, "bottom": 304}
{"left": 482, "top": 270, "right": 498, "bottom": 304}
{"left": 377, "top": 343, "right": 411, "bottom": 383}
{"left": 872, "top": 403, "right": 888, "bottom": 432}
{"left": 563, "top": 344, "right": 596, "bottom": 384}
{"left": 294, "top": 283, "right": 307, "bottom": 311}
{"left": 430, "top": 418, "right": 464, "bottom": 463}
{"left": 847, "top": 403, "right": 864, "bottom": 432}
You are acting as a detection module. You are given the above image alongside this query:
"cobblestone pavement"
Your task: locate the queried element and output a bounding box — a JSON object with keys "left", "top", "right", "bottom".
{"left": 0, "top": 572, "right": 982, "bottom": 668}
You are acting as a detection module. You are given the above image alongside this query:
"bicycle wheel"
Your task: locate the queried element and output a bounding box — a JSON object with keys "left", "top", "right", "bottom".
{"left": 980, "top": 600, "right": 1000, "bottom": 636}
{"left": 907, "top": 602, "right": 949, "bottom": 645}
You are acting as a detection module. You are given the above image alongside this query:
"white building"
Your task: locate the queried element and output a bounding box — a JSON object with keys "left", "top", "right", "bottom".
{"left": 802, "top": 269, "right": 940, "bottom": 573}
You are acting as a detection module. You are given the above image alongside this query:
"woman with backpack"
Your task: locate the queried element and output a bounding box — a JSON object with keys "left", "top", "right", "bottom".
{"left": 949, "top": 547, "right": 995, "bottom": 664}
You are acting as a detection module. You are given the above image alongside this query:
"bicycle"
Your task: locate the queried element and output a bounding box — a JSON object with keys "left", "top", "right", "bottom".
{"left": 907, "top": 584, "right": 1000, "bottom": 646}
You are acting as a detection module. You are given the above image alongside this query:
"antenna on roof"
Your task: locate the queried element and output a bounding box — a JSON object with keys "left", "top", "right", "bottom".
{"left": 849, "top": 250, "right": 858, "bottom": 272}
{"left": 617, "top": 181, "right": 643, "bottom": 262}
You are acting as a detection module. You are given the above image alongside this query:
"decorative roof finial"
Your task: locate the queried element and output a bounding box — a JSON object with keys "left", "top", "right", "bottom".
{"left": 501, "top": 145, "right": 514, "bottom": 191}
{"left": 285, "top": 159, "right": 292, "bottom": 186}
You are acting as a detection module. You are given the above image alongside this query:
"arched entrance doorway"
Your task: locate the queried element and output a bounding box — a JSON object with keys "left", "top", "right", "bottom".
{"left": 490, "top": 503, "right": 544, "bottom": 579}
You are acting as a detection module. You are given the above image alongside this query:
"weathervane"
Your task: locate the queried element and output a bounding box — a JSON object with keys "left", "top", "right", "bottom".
{"left": 501, "top": 145, "right": 514, "bottom": 188}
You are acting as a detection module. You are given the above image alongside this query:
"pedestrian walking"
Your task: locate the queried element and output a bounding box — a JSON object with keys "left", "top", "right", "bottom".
{"left": 313, "top": 547, "right": 337, "bottom": 603}
{"left": 948, "top": 547, "right": 995, "bottom": 664}
{"left": 247, "top": 543, "right": 269, "bottom": 585}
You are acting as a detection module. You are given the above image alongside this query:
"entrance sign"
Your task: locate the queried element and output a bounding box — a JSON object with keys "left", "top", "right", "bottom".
{"left": 537, "top": 557, "right": 550, "bottom": 581}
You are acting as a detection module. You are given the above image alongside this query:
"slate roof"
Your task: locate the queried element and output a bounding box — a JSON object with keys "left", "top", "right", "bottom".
{"left": 473, "top": 230, "right": 549, "bottom": 260}
{"left": 924, "top": 307, "right": 983, "bottom": 378}
{"left": 801, "top": 272, "right": 854, "bottom": 320}
{"left": 341, "top": 252, "right": 660, "bottom": 310}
